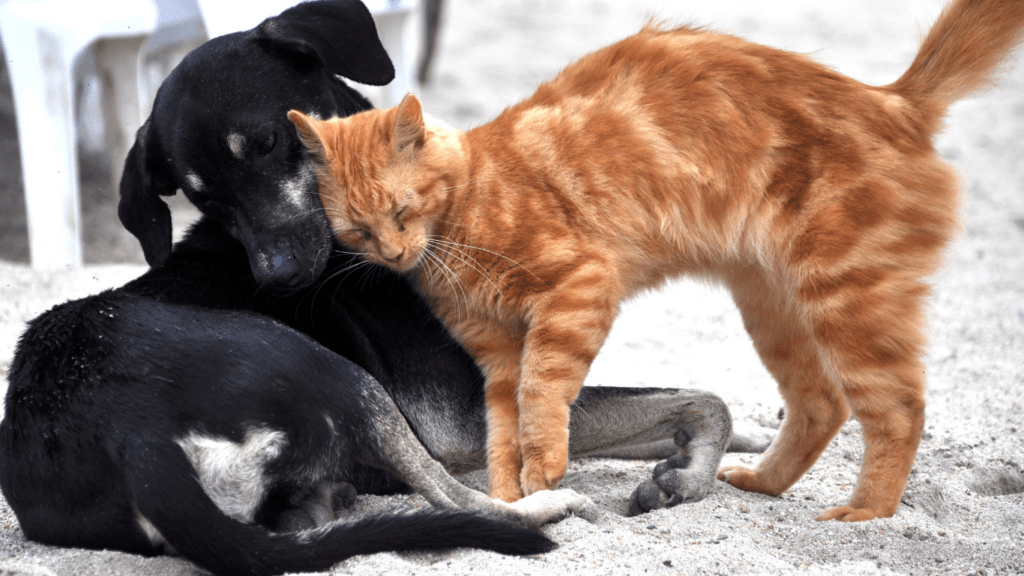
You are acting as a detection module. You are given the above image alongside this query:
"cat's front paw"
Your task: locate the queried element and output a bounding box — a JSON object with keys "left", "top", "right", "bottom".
{"left": 520, "top": 450, "right": 568, "bottom": 496}
{"left": 490, "top": 475, "right": 525, "bottom": 503}
{"left": 717, "top": 464, "right": 787, "bottom": 496}
{"left": 628, "top": 454, "right": 711, "bottom": 516}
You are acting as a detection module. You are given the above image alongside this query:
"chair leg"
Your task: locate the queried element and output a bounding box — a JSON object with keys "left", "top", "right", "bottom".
{"left": 0, "top": 15, "right": 83, "bottom": 269}
{"left": 374, "top": 9, "right": 418, "bottom": 107}
{"left": 96, "top": 36, "right": 149, "bottom": 195}
{"left": 417, "top": 0, "right": 443, "bottom": 84}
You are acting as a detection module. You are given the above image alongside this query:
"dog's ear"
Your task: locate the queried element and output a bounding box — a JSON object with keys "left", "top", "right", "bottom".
{"left": 255, "top": 0, "right": 395, "bottom": 86}
{"left": 118, "top": 121, "right": 177, "bottom": 268}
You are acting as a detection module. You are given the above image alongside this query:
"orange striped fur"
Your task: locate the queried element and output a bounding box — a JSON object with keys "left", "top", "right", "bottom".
{"left": 290, "top": 0, "right": 1024, "bottom": 521}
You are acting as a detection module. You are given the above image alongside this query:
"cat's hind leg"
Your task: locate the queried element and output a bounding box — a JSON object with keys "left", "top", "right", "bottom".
{"left": 803, "top": 274, "right": 928, "bottom": 522}
{"left": 720, "top": 262, "right": 927, "bottom": 521}
{"left": 717, "top": 265, "right": 852, "bottom": 502}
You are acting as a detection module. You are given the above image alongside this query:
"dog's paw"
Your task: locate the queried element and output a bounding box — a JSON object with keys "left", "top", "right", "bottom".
{"left": 628, "top": 454, "right": 711, "bottom": 516}
{"left": 509, "top": 488, "right": 598, "bottom": 527}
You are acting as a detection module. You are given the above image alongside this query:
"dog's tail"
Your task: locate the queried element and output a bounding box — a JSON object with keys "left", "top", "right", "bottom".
{"left": 888, "top": 0, "right": 1024, "bottom": 132}
{"left": 127, "top": 442, "right": 554, "bottom": 576}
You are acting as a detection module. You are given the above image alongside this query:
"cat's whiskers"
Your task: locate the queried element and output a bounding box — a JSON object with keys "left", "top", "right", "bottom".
{"left": 277, "top": 206, "right": 325, "bottom": 225}
{"left": 321, "top": 207, "right": 349, "bottom": 219}
{"left": 421, "top": 248, "right": 472, "bottom": 320}
{"left": 297, "top": 255, "right": 376, "bottom": 322}
{"left": 328, "top": 246, "right": 366, "bottom": 258}
{"left": 430, "top": 236, "right": 545, "bottom": 287}
{"left": 426, "top": 237, "right": 490, "bottom": 278}
{"left": 426, "top": 238, "right": 506, "bottom": 299}
{"left": 311, "top": 245, "right": 329, "bottom": 278}
{"left": 318, "top": 195, "right": 353, "bottom": 221}
{"left": 318, "top": 253, "right": 375, "bottom": 287}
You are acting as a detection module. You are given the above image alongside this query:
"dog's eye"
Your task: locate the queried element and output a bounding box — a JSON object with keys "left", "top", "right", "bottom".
{"left": 257, "top": 132, "right": 277, "bottom": 156}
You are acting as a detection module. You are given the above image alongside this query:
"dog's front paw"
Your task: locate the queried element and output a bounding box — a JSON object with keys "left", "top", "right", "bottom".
{"left": 628, "top": 454, "right": 711, "bottom": 516}
{"left": 509, "top": 488, "right": 598, "bottom": 527}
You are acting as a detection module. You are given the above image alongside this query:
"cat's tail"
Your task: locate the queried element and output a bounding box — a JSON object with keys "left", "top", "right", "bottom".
{"left": 889, "top": 0, "right": 1024, "bottom": 130}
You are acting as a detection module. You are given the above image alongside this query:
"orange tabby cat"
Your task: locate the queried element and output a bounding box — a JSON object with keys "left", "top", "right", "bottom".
{"left": 289, "top": 0, "right": 1024, "bottom": 521}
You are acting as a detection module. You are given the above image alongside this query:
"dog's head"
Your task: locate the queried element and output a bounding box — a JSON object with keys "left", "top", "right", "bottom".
{"left": 119, "top": 0, "right": 393, "bottom": 291}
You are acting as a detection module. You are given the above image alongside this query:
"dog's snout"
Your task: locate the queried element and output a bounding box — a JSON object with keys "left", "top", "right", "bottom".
{"left": 271, "top": 252, "right": 292, "bottom": 271}
{"left": 252, "top": 240, "right": 312, "bottom": 291}
{"left": 267, "top": 253, "right": 302, "bottom": 288}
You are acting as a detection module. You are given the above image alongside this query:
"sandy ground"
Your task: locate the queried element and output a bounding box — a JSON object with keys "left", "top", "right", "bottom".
{"left": 2, "top": 0, "right": 1024, "bottom": 574}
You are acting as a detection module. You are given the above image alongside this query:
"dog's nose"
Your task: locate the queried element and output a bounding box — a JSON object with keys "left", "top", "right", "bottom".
{"left": 252, "top": 242, "right": 311, "bottom": 291}
{"left": 271, "top": 253, "right": 299, "bottom": 278}
{"left": 261, "top": 253, "right": 304, "bottom": 289}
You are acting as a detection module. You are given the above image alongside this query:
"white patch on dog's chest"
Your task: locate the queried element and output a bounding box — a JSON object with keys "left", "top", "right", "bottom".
{"left": 174, "top": 428, "right": 288, "bottom": 522}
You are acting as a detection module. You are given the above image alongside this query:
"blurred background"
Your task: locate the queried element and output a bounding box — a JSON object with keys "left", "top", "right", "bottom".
{"left": 4, "top": 0, "right": 990, "bottom": 268}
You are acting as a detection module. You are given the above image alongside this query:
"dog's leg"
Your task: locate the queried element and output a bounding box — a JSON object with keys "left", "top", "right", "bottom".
{"left": 358, "top": 378, "right": 595, "bottom": 528}
{"left": 567, "top": 387, "right": 739, "bottom": 515}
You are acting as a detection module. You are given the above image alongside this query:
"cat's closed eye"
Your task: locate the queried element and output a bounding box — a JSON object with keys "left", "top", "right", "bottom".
{"left": 395, "top": 206, "right": 408, "bottom": 231}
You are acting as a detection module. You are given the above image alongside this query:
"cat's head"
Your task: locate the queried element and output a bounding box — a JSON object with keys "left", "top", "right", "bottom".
{"left": 288, "top": 94, "right": 460, "bottom": 273}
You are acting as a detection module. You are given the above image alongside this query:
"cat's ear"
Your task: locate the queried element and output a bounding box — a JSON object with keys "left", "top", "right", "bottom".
{"left": 392, "top": 93, "right": 425, "bottom": 155}
{"left": 288, "top": 110, "right": 328, "bottom": 160}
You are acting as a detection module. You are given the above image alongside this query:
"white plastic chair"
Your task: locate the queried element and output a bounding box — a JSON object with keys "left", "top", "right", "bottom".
{"left": 196, "top": 0, "right": 418, "bottom": 108}
{"left": 139, "top": 0, "right": 206, "bottom": 119}
{"left": 0, "top": 0, "right": 159, "bottom": 269}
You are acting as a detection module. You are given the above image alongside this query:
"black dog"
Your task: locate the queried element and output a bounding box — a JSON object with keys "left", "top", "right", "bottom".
{"left": 1, "top": 1, "right": 760, "bottom": 575}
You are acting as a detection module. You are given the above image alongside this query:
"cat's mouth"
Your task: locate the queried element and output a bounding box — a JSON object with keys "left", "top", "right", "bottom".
{"left": 374, "top": 248, "right": 425, "bottom": 274}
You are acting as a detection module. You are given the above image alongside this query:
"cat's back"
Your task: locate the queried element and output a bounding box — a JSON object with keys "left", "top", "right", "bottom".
{"left": 518, "top": 24, "right": 857, "bottom": 110}
{"left": 474, "top": 23, "right": 918, "bottom": 193}
{"left": 471, "top": 25, "right": 846, "bottom": 205}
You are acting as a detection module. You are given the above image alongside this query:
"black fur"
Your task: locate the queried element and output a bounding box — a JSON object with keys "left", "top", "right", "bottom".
{"left": 1, "top": 1, "right": 753, "bottom": 575}
{"left": 3, "top": 293, "right": 554, "bottom": 576}
{"left": 117, "top": 0, "right": 391, "bottom": 288}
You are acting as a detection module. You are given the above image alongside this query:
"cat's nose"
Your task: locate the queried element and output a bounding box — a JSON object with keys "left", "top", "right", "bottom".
{"left": 386, "top": 250, "right": 405, "bottom": 264}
